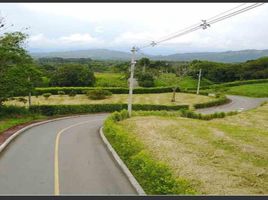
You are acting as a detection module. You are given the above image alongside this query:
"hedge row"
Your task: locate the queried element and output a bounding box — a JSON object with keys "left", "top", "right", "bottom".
{"left": 34, "top": 86, "right": 175, "bottom": 95}
{"left": 0, "top": 105, "right": 30, "bottom": 118}
{"left": 180, "top": 109, "right": 238, "bottom": 120}
{"left": 193, "top": 95, "right": 230, "bottom": 109}
{"left": 29, "top": 104, "right": 189, "bottom": 116}
{"left": 103, "top": 110, "right": 196, "bottom": 194}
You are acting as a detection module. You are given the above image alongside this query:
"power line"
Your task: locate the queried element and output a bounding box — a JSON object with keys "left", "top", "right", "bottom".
{"left": 138, "top": 3, "right": 265, "bottom": 51}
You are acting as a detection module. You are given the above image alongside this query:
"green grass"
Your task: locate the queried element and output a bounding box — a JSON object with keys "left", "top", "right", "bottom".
{"left": 94, "top": 72, "right": 128, "bottom": 87}
{"left": 225, "top": 83, "right": 268, "bottom": 97}
{"left": 154, "top": 74, "right": 213, "bottom": 89}
{"left": 116, "top": 103, "right": 268, "bottom": 194}
{"left": 5, "top": 93, "right": 216, "bottom": 108}
{"left": 0, "top": 115, "right": 47, "bottom": 134}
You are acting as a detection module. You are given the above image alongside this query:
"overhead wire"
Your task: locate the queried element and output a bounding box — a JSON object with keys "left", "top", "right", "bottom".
{"left": 137, "top": 3, "right": 265, "bottom": 51}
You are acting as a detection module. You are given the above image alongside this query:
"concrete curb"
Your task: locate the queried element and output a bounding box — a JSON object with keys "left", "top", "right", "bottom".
{"left": 0, "top": 114, "right": 106, "bottom": 153}
{"left": 99, "top": 127, "right": 146, "bottom": 196}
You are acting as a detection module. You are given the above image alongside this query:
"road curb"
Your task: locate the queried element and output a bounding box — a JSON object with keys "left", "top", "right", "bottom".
{"left": 0, "top": 114, "right": 106, "bottom": 153}
{"left": 99, "top": 127, "right": 146, "bottom": 196}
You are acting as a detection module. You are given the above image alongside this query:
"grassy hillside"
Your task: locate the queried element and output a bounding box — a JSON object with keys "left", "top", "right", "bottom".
{"left": 155, "top": 74, "right": 213, "bottom": 89}
{"left": 226, "top": 83, "right": 268, "bottom": 97}
{"left": 117, "top": 103, "right": 268, "bottom": 194}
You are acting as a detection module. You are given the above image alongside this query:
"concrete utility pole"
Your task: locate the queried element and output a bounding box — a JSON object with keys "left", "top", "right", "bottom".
{"left": 128, "top": 46, "right": 137, "bottom": 117}
{"left": 197, "top": 68, "right": 202, "bottom": 95}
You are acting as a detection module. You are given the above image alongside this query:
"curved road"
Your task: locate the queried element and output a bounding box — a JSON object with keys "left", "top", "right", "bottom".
{"left": 197, "top": 95, "right": 268, "bottom": 114}
{"left": 0, "top": 114, "right": 137, "bottom": 195}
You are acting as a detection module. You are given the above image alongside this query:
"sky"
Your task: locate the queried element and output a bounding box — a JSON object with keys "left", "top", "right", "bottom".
{"left": 0, "top": 3, "right": 268, "bottom": 55}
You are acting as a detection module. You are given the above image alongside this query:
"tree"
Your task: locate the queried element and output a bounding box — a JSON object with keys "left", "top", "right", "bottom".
{"left": 0, "top": 32, "right": 41, "bottom": 106}
{"left": 138, "top": 57, "right": 150, "bottom": 73}
{"left": 137, "top": 72, "right": 155, "bottom": 87}
{"left": 157, "top": 67, "right": 188, "bottom": 102}
{"left": 51, "top": 64, "right": 95, "bottom": 87}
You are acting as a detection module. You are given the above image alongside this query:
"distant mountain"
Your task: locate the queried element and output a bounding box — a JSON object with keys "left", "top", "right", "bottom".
{"left": 31, "top": 49, "right": 268, "bottom": 63}
{"left": 153, "top": 49, "right": 268, "bottom": 63}
{"left": 31, "top": 49, "right": 135, "bottom": 60}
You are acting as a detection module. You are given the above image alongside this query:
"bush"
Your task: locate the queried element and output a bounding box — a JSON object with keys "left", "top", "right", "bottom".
{"left": 137, "top": 73, "right": 155, "bottom": 87}
{"left": 18, "top": 97, "right": 27, "bottom": 104}
{"left": 58, "top": 91, "right": 65, "bottom": 96}
{"left": 68, "top": 90, "right": 76, "bottom": 97}
{"left": 43, "top": 93, "right": 52, "bottom": 99}
{"left": 103, "top": 110, "right": 196, "bottom": 194}
{"left": 87, "top": 89, "right": 112, "bottom": 100}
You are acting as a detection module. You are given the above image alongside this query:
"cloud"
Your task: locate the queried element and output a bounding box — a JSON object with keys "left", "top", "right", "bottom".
{"left": 9, "top": 3, "right": 268, "bottom": 54}
{"left": 28, "top": 33, "right": 104, "bottom": 50}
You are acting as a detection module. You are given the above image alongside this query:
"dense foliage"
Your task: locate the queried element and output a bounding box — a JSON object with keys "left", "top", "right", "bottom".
{"left": 0, "top": 32, "right": 42, "bottom": 105}
{"left": 50, "top": 64, "right": 95, "bottom": 87}
{"left": 190, "top": 57, "right": 268, "bottom": 83}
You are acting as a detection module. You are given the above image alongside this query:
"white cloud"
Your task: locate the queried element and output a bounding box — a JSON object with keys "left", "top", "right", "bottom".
{"left": 28, "top": 33, "right": 104, "bottom": 49}
{"left": 8, "top": 3, "right": 268, "bottom": 53}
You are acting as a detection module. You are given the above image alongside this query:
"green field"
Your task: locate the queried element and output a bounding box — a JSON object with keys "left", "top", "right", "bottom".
{"left": 5, "top": 93, "right": 216, "bottom": 108}
{"left": 155, "top": 75, "right": 213, "bottom": 89}
{"left": 116, "top": 103, "right": 268, "bottom": 194}
{"left": 226, "top": 83, "right": 268, "bottom": 97}
{"left": 94, "top": 73, "right": 128, "bottom": 87}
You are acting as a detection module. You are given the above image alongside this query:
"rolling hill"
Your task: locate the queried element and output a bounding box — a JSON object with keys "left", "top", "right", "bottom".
{"left": 31, "top": 49, "right": 268, "bottom": 63}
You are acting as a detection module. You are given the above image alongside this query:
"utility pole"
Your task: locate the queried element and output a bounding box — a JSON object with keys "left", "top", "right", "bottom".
{"left": 197, "top": 68, "right": 202, "bottom": 95}
{"left": 128, "top": 46, "right": 137, "bottom": 117}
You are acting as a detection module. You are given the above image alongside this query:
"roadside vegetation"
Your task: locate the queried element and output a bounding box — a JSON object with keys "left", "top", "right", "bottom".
{"left": 105, "top": 103, "right": 268, "bottom": 194}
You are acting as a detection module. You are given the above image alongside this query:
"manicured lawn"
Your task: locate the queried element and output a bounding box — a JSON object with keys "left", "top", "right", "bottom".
{"left": 226, "top": 83, "right": 268, "bottom": 97}
{"left": 5, "top": 93, "right": 216, "bottom": 108}
{"left": 95, "top": 72, "right": 128, "bottom": 87}
{"left": 117, "top": 103, "right": 268, "bottom": 194}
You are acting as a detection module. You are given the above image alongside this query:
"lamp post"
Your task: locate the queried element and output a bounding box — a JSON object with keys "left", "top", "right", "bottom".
{"left": 128, "top": 46, "right": 137, "bottom": 117}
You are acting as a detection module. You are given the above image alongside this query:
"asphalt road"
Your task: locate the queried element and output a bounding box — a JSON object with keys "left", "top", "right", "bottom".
{"left": 0, "top": 114, "right": 137, "bottom": 195}
{"left": 197, "top": 95, "right": 268, "bottom": 114}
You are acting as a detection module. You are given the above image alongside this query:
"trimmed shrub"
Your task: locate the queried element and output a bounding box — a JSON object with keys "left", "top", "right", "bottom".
{"left": 57, "top": 91, "right": 65, "bottom": 96}
{"left": 18, "top": 97, "right": 27, "bottom": 104}
{"left": 43, "top": 93, "right": 52, "bottom": 99}
{"left": 87, "top": 89, "right": 112, "bottom": 100}
{"left": 68, "top": 90, "right": 76, "bottom": 97}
